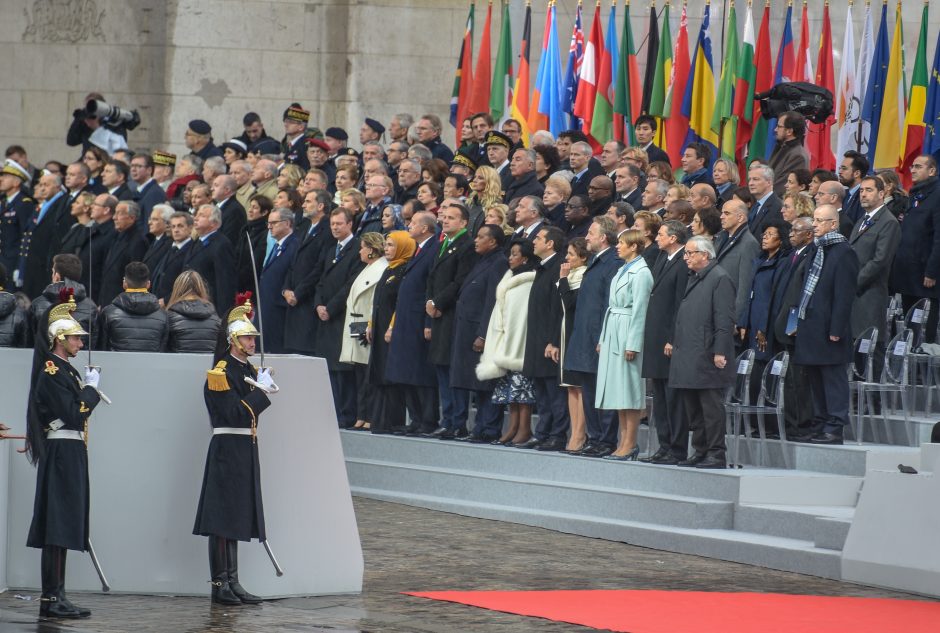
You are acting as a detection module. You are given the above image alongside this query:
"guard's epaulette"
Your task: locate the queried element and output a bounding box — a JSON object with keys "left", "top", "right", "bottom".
{"left": 207, "top": 360, "right": 230, "bottom": 391}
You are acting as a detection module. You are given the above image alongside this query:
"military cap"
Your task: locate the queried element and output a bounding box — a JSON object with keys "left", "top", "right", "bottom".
{"left": 484, "top": 130, "right": 512, "bottom": 149}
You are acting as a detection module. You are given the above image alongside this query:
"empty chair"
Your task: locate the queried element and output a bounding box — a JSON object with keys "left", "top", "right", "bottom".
{"left": 848, "top": 326, "right": 878, "bottom": 444}
{"left": 724, "top": 349, "right": 755, "bottom": 468}
{"left": 854, "top": 328, "right": 914, "bottom": 445}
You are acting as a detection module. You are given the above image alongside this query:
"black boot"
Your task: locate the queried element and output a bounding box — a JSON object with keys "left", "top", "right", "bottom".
{"left": 208, "top": 536, "right": 241, "bottom": 606}
{"left": 57, "top": 548, "right": 91, "bottom": 617}
{"left": 39, "top": 546, "right": 81, "bottom": 619}
{"left": 226, "top": 539, "right": 263, "bottom": 604}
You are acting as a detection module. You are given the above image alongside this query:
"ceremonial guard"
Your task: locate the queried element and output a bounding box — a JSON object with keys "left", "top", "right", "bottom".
{"left": 193, "top": 292, "right": 279, "bottom": 605}
{"left": 25, "top": 290, "right": 103, "bottom": 619}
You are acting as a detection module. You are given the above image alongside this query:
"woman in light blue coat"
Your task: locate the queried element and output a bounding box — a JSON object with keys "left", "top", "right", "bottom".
{"left": 596, "top": 229, "right": 653, "bottom": 460}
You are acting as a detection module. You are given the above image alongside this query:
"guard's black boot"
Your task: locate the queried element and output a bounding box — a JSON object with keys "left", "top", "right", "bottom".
{"left": 57, "top": 548, "right": 91, "bottom": 617}
{"left": 226, "top": 539, "right": 263, "bottom": 604}
{"left": 39, "top": 546, "right": 81, "bottom": 619}
{"left": 208, "top": 536, "right": 241, "bottom": 605}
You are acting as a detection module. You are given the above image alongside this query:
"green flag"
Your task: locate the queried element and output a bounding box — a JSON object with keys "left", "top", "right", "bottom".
{"left": 711, "top": 2, "right": 738, "bottom": 160}
{"left": 490, "top": 1, "right": 513, "bottom": 123}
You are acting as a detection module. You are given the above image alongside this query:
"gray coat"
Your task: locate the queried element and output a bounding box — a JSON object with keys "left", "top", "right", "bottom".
{"left": 715, "top": 226, "right": 761, "bottom": 323}
{"left": 849, "top": 206, "right": 901, "bottom": 338}
{"left": 668, "top": 262, "right": 736, "bottom": 390}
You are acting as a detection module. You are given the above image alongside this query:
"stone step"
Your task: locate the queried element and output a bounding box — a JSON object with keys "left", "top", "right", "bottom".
{"left": 734, "top": 503, "right": 855, "bottom": 548}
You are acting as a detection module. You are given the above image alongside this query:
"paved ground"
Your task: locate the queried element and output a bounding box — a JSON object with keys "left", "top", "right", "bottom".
{"left": 0, "top": 497, "right": 930, "bottom": 633}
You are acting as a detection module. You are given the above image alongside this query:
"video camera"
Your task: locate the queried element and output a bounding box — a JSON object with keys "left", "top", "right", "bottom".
{"left": 84, "top": 100, "right": 140, "bottom": 127}
{"left": 755, "top": 82, "right": 834, "bottom": 124}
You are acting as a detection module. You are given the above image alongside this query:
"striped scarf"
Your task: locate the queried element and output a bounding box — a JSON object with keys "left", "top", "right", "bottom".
{"left": 797, "top": 231, "right": 846, "bottom": 320}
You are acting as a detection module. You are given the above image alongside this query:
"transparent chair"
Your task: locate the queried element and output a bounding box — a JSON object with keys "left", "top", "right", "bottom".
{"left": 848, "top": 326, "right": 878, "bottom": 444}
{"left": 904, "top": 299, "right": 937, "bottom": 412}
{"left": 724, "top": 349, "right": 755, "bottom": 468}
{"left": 854, "top": 328, "right": 914, "bottom": 445}
{"left": 729, "top": 351, "right": 790, "bottom": 468}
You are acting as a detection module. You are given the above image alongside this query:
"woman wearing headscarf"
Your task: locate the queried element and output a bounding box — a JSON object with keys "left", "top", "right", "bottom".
{"left": 367, "top": 230, "right": 417, "bottom": 433}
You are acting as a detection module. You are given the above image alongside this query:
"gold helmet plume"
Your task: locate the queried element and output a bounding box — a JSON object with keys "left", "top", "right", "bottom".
{"left": 47, "top": 288, "right": 88, "bottom": 348}
{"left": 227, "top": 291, "right": 260, "bottom": 348}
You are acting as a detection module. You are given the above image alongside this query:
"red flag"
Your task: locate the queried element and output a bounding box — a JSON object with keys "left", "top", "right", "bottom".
{"left": 469, "top": 2, "right": 493, "bottom": 116}
{"left": 573, "top": 3, "right": 604, "bottom": 150}
{"left": 807, "top": 3, "right": 835, "bottom": 170}
{"left": 665, "top": 5, "right": 691, "bottom": 168}
{"left": 794, "top": 2, "right": 814, "bottom": 83}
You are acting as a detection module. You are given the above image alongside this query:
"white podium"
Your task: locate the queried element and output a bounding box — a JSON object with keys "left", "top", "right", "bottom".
{"left": 1, "top": 350, "right": 363, "bottom": 597}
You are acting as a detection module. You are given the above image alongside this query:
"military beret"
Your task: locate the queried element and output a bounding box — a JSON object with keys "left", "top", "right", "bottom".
{"left": 305, "top": 138, "right": 331, "bottom": 152}
{"left": 364, "top": 117, "right": 385, "bottom": 135}
{"left": 1, "top": 159, "right": 29, "bottom": 182}
{"left": 152, "top": 150, "right": 177, "bottom": 167}
{"left": 188, "top": 119, "right": 212, "bottom": 135}
{"left": 283, "top": 103, "right": 310, "bottom": 123}
{"left": 325, "top": 127, "right": 348, "bottom": 141}
{"left": 484, "top": 130, "right": 512, "bottom": 149}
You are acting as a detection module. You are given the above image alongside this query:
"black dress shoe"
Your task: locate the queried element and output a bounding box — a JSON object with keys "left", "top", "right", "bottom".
{"left": 575, "top": 442, "right": 597, "bottom": 455}
{"left": 452, "top": 427, "right": 469, "bottom": 440}
{"left": 651, "top": 453, "right": 680, "bottom": 465}
{"left": 695, "top": 456, "right": 727, "bottom": 469}
{"left": 513, "top": 437, "right": 541, "bottom": 449}
{"left": 587, "top": 444, "right": 614, "bottom": 458}
{"left": 536, "top": 438, "right": 566, "bottom": 452}
{"left": 641, "top": 447, "right": 669, "bottom": 463}
{"left": 678, "top": 453, "right": 707, "bottom": 467}
{"left": 809, "top": 432, "right": 843, "bottom": 445}
{"left": 462, "top": 433, "right": 496, "bottom": 444}
{"left": 422, "top": 427, "right": 448, "bottom": 438}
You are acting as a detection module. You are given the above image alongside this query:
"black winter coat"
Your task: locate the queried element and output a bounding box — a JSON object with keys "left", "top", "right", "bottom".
{"left": 167, "top": 299, "right": 221, "bottom": 353}
{"left": 28, "top": 282, "right": 97, "bottom": 347}
{"left": 313, "top": 238, "right": 365, "bottom": 370}
{"left": 0, "top": 291, "right": 27, "bottom": 347}
{"left": 524, "top": 253, "right": 564, "bottom": 378}
{"left": 283, "top": 217, "right": 333, "bottom": 353}
{"left": 426, "top": 232, "right": 477, "bottom": 366}
{"left": 97, "top": 291, "right": 168, "bottom": 351}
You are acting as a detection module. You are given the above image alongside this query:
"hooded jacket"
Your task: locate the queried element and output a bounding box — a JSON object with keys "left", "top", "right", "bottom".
{"left": 167, "top": 299, "right": 221, "bottom": 353}
{"left": 97, "top": 290, "right": 168, "bottom": 351}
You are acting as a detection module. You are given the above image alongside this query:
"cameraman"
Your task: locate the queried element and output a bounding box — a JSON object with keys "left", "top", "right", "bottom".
{"left": 67, "top": 92, "right": 140, "bottom": 155}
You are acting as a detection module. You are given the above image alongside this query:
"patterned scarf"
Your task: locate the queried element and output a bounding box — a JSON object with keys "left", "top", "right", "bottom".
{"left": 797, "top": 231, "right": 846, "bottom": 320}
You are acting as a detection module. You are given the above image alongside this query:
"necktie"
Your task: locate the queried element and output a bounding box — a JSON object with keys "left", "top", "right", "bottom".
{"left": 791, "top": 251, "right": 799, "bottom": 264}
{"left": 334, "top": 243, "right": 342, "bottom": 260}
{"left": 264, "top": 244, "right": 279, "bottom": 267}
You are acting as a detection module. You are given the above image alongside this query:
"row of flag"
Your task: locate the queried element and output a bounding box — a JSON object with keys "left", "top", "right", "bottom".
{"left": 448, "top": 0, "right": 940, "bottom": 183}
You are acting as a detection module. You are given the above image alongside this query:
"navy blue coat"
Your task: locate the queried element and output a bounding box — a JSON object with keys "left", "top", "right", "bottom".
{"left": 426, "top": 232, "right": 477, "bottom": 366}
{"left": 259, "top": 233, "right": 298, "bottom": 354}
{"left": 184, "top": 232, "right": 237, "bottom": 316}
{"left": 98, "top": 224, "right": 149, "bottom": 308}
{"left": 282, "top": 217, "right": 334, "bottom": 353}
{"left": 386, "top": 240, "right": 437, "bottom": 387}
{"left": 450, "top": 250, "right": 508, "bottom": 390}
{"left": 565, "top": 247, "right": 622, "bottom": 374}
{"left": 313, "top": 238, "right": 365, "bottom": 371}
{"left": 739, "top": 251, "right": 788, "bottom": 361}
{"left": 134, "top": 179, "right": 167, "bottom": 233}
{"left": 890, "top": 177, "right": 940, "bottom": 298}
{"left": 793, "top": 242, "right": 859, "bottom": 366}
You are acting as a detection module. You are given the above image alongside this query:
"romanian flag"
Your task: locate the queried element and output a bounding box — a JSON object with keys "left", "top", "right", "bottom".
{"left": 574, "top": 2, "right": 604, "bottom": 149}
{"left": 861, "top": 1, "right": 889, "bottom": 166}
{"left": 807, "top": 2, "right": 835, "bottom": 171}
{"left": 527, "top": 5, "right": 552, "bottom": 135}
{"left": 924, "top": 27, "right": 940, "bottom": 158}
{"left": 733, "top": 2, "right": 757, "bottom": 171}
{"left": 591, "top": 2, "right": 617, "bottom": 144}
{"left": 449, "top": 2, "right": 474, "bottom": 131}
{"left": 490, "top": 1, "right": 513, "bottom": 124}
{"left": 613, "top": 1, "right": 642, "bottom": 146}
{"left": 665, "top": 4, "right": 691, "bottom": 167}
{"left": 468, "top": 2, "right": 492, "bottom": 116}
{"left": 510, "top": 2, "right": 531, "bottom": 145}
{"left": 900, "top": 2, "right": 928, "bottom": 182}
{"left": 648, "top": 2, "right": 673, "bottom": 151}
{"left": 681, "top": 1, "right": 718, "bottom": 159}
{"left": 747, "top": 1, "right": 772, "bottom": 164}
{"left": 873, "top": 1, "right": 905, "bottom": 171}
{"left": 711, "top": 1, "right": 739, "bottom": 161}
{"left": 766, "top": 2, "right": 794, "bottom": 157}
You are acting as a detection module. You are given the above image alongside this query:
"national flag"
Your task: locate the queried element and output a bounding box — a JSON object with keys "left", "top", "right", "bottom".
{"left": 873, "top": 2, "right": 905, "bottom": 170}
{"left": 861, "top": 1, "right": 889, "bottom": 166}
{"left": 765, "top": 2, "right": 794, "bottom": 157}
{"left": 747, "top": 1, "right": 773, "bottom": 164}
{"left": 711, "top": 1, "right": 739, "bottom": 161}
{"left": 924, "top": 28, "right": 940, "bottom": 158}
{"left": 733, "top": 2, "right": 757, "bottom": 171}
{"left": 794, "top": 1, "right": 813, "bottom": 83}
{"left": 648, "top": 2, "right": 673, "bottom": 150}
{"left": 807, "top": 2, "right": 835, "bottom": 170}
{"left": 613, "top": 1, "right": 642, "bottom": 146}
{"left": 468, "top": 1, "right": 492, "bottom": 116}
{"left": 538, "top": 3, "right": 567, "bottom": 137}
{"left": 591, "top": 2, "right": 617, "bottom": 144}
{"left": 574, "top": 3, "right": 604, "bottom": 148}
{"left": 604, "top": 2, "right": 621, "bottom": 141}
{"left": 641, "top": 3, "right": 660, "bottom": 117}
{"left": 449, "top": 2, "right": 474, "bottom": 132}
{"left": 562, "top": 3, "right": 585, "bottom": 129}
{"left": 509, "top": 2, "right": 531, "bottom": 145}
{"left": 490, "top": 1, "right": 513, "bottom": 124}
{"left": 665, "top": 3, "right": 690, "bottom": 167}
{"left": 681, "top": 1, "right": 719, "bottom": 159}
{"left": 527, "top": 6, "right": 552, "bottom": 135}
{"left": 835, "top": 3, "right": 858, "bottom": 161}
{"left": 855, "top": 1, "right": 875, "bottom": 156}
{"left": 901, "top": 3, "right": 929, "bottom": 185}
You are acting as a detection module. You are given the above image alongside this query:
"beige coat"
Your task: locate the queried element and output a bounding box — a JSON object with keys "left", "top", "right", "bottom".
{"left": 339, "top": 258, "right": 388, "bottom": 365}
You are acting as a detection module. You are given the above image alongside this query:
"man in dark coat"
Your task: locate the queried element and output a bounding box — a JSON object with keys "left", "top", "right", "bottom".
{"left": 891, "top": 155, "right": 940, "bottom": 343}
{"left": 680, "top": 142, "right": 715, "bottom": 187}
{"left": 129, "top": 154, "right": 167, "bottom": 233}
{"left": 746, "top": 164, "right": 784, "bottom": 239}
{"left": 715, "top": 199, "right": 762, "bottom": 334}
{"left": 668, "top": 236, "right": 736, "bottom": 468}
{"left": 839, "top": 151, "right": 868, "bottom": 224}
{"left": 450, "top": 225, "right": 508, "bottom": 442}
{"left": 503, "top": 148, "right": 544, "bottom": 203}
{"left": 211, "top": 176, "right": 247, "bottom": 248}
{"left": 280, "top": 104, "right": 312, "bottom": 171}
{"left": 1, "top": 159, "right": 34, "bottom": 280}
{"left": 282, "top": 191, "right": 334, "bottom": 354}
{"left": 97, "top": 200, "right": 148, "bottom": 308}
{"left": 767, "top": 111, "right": 811, "bottom": 196}
{"left": 634, "top": 115, "right": 670, "bottom": 165}
{"left": 96, "top": 261, "right": 168, "bottom": 352}
{"left": 81, "top": 194, "right": 117, "bottom": 302}
{"left": 520, "top": 225, "right": 568, "bottom": 451}
{"left": 641, "top": 220, "right": 690, "bottom": 464}
{"left": 27, "top": 254, "right": 97, "bottom": 348}
{"left": 100, "top": 160, "right": 135, "bottom": 202}
{"left": 568, "top": 141, "right": 605, "bottom": 198}
{"left": 314, "top": 208, "right": 365, "bottom": 427}
{"left": 566, "top": 217, "right": 621, "bottom": 457}
{"left": 385, "top": 212, "right": 440, "bottom": 434}
{"left": 415, "top": 114, "right": 454, "bottom": 163}
{"left": 424, "top": 200, "right": 477, "bottom": 439}
{"left": 141, "top": 204, "right": 173, "bottom": 275}
{"left": 21, "top": 172, "right": 66, "bottom": 299}
{"left": 793, "top": 204, "right": 860, "bottom": 445}
{"left": 258, "top": 209, "right": 298, "bottom": 354}
{"left": 184, "top": 204, "right": 237, "bottom": 316}
{"left": 152, "top": 211, "right": 194, "bottom": 302}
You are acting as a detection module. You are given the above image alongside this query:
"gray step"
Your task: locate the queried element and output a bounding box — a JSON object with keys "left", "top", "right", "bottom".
{"left": 814, "top": 516, "right": 853, "bottom": 551}
{"left": 353, "top": 487, "right": 842, "bottom": 580}
{"left": 734, "top": 503, "right": 855, "bottom": 549}
{"left": 348, "top": 458, "right": 733, "bottom": 529}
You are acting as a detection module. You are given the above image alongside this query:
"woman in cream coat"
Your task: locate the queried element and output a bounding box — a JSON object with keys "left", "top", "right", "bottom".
{"left": 596, "top": 229, "right": 653, "bottom": 460}
{"left": 340, "top": 232, "right": 388, "bottom": 431}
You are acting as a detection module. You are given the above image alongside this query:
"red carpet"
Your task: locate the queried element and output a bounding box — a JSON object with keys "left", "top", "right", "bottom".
{"left": 405, "top": 589, "right": 940, "bottom": 632}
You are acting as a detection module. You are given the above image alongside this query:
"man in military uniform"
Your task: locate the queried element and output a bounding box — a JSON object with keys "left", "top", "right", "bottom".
{"left": 280, "top": 103, "right": 312, "bottom": 171}
{"left": 25, "top": 290, "right": 105, "bottom": 618}
{"left": 1, "top": 159, "right": 34, "bottom": 285}
{"left": 193, "top": 293, "right": 279, "bottom": 605}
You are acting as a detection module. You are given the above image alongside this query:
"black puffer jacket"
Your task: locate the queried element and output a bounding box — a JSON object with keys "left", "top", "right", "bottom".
{"left": 28, "top": 281, "right": 98, "bottom": 347}
{"left": 166, "top": 299, "right": 221, "bottom": 353}
{"left": 97, "top": 291, "right": 168, "bottom": 351}
{"left": 0, "top": 291, "right": 27, "bottom": 347}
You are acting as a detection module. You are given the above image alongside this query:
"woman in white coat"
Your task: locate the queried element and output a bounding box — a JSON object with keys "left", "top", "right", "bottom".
{"left": 596, "top": 229, "right": 653, "bottom": 460}
{"left": 340, "top": 232, "right": 388, "bottom": 430}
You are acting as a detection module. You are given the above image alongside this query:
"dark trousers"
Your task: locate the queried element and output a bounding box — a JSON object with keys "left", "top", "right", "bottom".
{"left": 680, "top": 387, "right": 727, "bottom": 461}
{"left": 353, "top": 363, "right": 377, "bottom": 422}
{"left": 371, "top": 384, "right": 406, "bottom": 433}
{"left": 435, "top": 365, "right": 469, "bottom": 431}
{"left": 533, "top": 376, "right": 570, "bottom": 441}
{"left": 901, "top": 294, "right": 939, "bottom": 344}
{"left": 329, "top": 368, "right": 357, "bottom": 426}
{"left": 806, "top": 363, "right": 850, "bottom": 435}
{"left": 402, "top": 384, "right": 440, "bottom": 433}
{"left": 468, "top": 390, "right": 504, "bottom": 438}
{"left": 580, "top": 371, "right": 617, "bottom": 446}
{"left": 783, "top": 359, "right": 815, "bottom": 434}
{"left": 651, "top": 377, "right": 687, "bottom": 458}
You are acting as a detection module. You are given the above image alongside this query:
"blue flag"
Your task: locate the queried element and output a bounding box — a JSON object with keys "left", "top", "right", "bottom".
{"left": 860, "top": 2, "right": 889, "bottom": 166}
{"left": 924, "top": 30, "right": 940, "bottom": 159}
{"left": 561, "top": 4, "right": 584, "bottom": 129}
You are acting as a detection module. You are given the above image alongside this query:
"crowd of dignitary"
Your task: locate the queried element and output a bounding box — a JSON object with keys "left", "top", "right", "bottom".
{"left": 3, "top": 99, "right": 940, "bottom": 468}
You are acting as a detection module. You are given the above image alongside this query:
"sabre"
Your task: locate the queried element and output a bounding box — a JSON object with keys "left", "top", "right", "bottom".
{"left": 244, "top": 232, "right": 266, "bottom": 367}
{"left": 84, "top": 222, "right": 112, "bottom": 405}
{"left": 262, "top": 540, "right": 284, "bottom": 576}
{"left": 86, "top": 538, "right": 110, "bottom": 592}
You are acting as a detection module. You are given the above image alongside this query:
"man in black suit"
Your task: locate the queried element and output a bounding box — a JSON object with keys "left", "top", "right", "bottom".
{"left": 82, "top": 194, "right": 117, "bottom": 302}
{"left": 100, "top": 160, "right": 135, "bottom": 201}
{"left": 746, "top": 164, "right": 784, "bottom": 239}
{"left": 97, "top": 200, "right": 148, "bottom": 307}
{"left": 424, "top": 199, "right": 477, "bottom": 439}
{"left": 520, "top": 225, "right": 569, "bottom": 451}
{"left": 314, "top": 208, "right": 365, "bottom": 427}
{"left": 503, "top": 148, "right": 544, "bottom": 203}
{"left": 20, "top": 171, "right": 67, "bottom": 299}
{"left": 839, "top": 150, "right": 868, "bottom": 224}
{"left": 184, "top": 203, "right": 236, "bottom": 315}
{"left": 152, "top": 211, "right": 194, "bottom": 302}
{"left": 283, "top": 190, "right": 334, "bottom": 354}
{"left": 680, "top": 142, "right": 714, "bottom": 188}
{"left": 258, "top": 208, "right": 298, "bottom": 354}
{"left": 814, "top": 180, "right": 855, "bottom": 238}
{"left": 634, "top": 114, "right": 670, "bottom": 166}
{"left": 210, "top": 175, "right": 247, "bottom": 248}
{"left": 141, "top": 203, "right": 174, "bottom": 279}
{"left": 641, "top": 220, "right": 690, "bottom": 464}
{"left": 129, "top": 154, "right": 167, "bottom": 233}
{"left": 511, "top": 195, "right": 546, "bottom": 242}
{"left": 614, "top": 164, "right": 644, "bottom": 210}
{"left": 569, "top": 141, "right": 604, "bottom": 198}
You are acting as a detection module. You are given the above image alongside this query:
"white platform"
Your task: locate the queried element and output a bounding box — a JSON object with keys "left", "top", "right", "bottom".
{"left": 1, "top": 350, "right": 362, "bottom": 597}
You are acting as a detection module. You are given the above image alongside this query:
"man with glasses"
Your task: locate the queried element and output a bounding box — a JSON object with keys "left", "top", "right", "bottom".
{"left": 586, "top": 175, "right": 615, "bottom": 216}
{"left": 814, "top": 180, "right": 854, "bottom": 238}
{"left": 394, "top": 158, "right": 422, "bottom": 205}
{"left": 358, "top": 175, "right": 392, "bottom": 236}
{"left": 838, "top": 151, "right": 869, "bottom": 224}
{"left": 258, "top": 208, "right": 298, "bottom": 353}
{"left": 130, "top": 153, "right": 167, "bottom": 232}
{"left": 792, "top": 205, "right": 859, "bottom": 445}
{"left": 415, "top": 114, "right": 454, "bottom": 163}
{"left": 768, "top": 111, "right": 810, "bottom": 196}
{"left": 614, "top": 164, "right": 643, "bottom": 210}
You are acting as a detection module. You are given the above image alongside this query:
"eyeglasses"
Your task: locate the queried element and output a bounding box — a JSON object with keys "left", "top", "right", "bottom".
{"left": 811, "top": 217, "right": 837, "bottom": 224}
{"left": 683, "top": 250, "right": 704, "bottom": 258}
{"left": 267, "top": 220, "right": 287, "bottom": 227}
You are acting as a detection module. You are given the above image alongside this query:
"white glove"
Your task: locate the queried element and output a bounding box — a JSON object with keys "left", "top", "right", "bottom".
{"left": 12, "top": 269, "right": 22, "bottom": 288}
{"left": 256, "top": 368, "right": 279, "bottom": 393}
{"left": 84, "top": 367, "right": 101, "bottom": 389}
